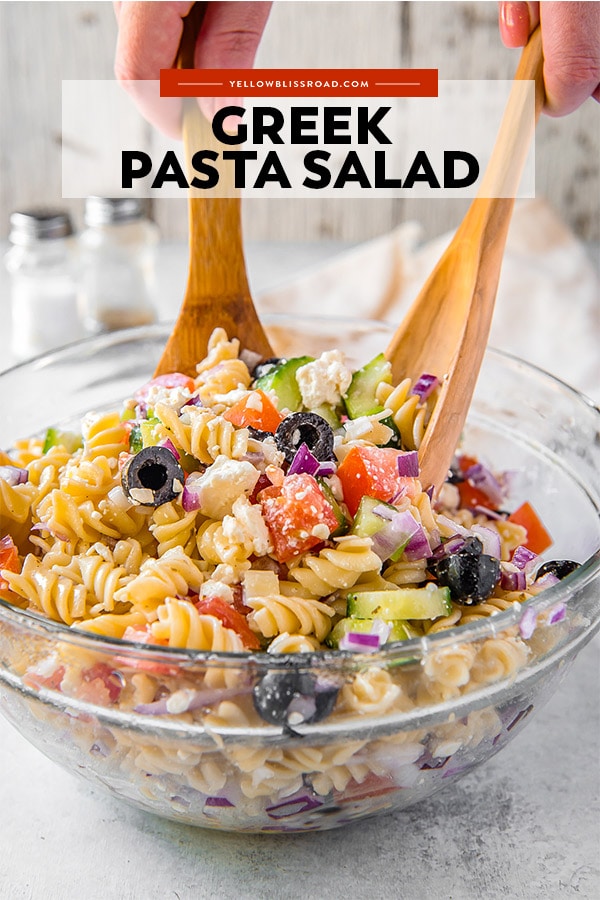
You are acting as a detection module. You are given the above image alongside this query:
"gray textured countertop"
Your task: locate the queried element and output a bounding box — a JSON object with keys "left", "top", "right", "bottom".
{"left": 0, "top": 240, "right": 598, "bottom": 899}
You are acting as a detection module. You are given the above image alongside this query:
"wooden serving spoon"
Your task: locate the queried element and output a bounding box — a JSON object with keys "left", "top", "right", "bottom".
{"left": 386, "top": 28, "right": 544, "bottom": 491}
{"left": 154, "top": 2, "right": 273, "bottom": 377}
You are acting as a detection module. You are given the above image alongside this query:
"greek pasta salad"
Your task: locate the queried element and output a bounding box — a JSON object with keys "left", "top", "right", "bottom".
{"left": 0, "top": 327, "right": 575, "bottom": 670}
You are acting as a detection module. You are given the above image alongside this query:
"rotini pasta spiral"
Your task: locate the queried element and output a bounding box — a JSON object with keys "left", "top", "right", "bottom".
{"left": 151, "top": 598, "right": 245, "bottom": 652}
{"left": 155, "top": 403, "right": 249, "bottom": 464}
{"left": 246, "top": 593, "right": 335, "bottom": 642}
{"left": 288, "top": 536, "right": 382, "bottom": 598}
{"left": 376, "top": 378, "right": 428, "bottom": 451}
{"left": 113, "top": 546, "right": 206, "bottom": 616}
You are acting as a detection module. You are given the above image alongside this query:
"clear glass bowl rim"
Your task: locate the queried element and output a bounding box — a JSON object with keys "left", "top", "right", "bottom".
{"left": 0, "top": 317, "right": 598, "bottom": 670}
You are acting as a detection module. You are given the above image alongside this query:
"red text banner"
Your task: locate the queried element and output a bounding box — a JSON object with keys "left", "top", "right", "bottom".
{"left": 160, "top": 68, "right": 438, "bottom": 98}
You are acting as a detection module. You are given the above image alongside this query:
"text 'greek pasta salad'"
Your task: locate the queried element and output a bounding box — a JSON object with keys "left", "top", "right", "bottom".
{"left": 0, "top": 329, "right": 577, "bottom": 720}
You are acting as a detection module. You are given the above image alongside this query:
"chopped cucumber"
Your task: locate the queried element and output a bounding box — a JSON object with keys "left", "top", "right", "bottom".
{"left": 317, "top": 478, "right": 349, "bottom": 537}
{"left": 326, "top": 616, "right": 412, "bottom": 648}
{"left": 129, "top": 425, "right": 143, "bottom": 453}
{"left": 254, "top": 356, "right": 313, "bottom": 412}
{"left": 350, "top": 496, "right": 396, "bottom": 538}
{"left": 348, "top": 585, "right": 452, "bottom": 620}
{"left": 344, "top": 353, "right": 392, "bottom": 419}
{"left": 42, "top": 427, "right": 83, "bottom": 454}
{"left": 310, "top": 403, "right": 342, "bottom": 429}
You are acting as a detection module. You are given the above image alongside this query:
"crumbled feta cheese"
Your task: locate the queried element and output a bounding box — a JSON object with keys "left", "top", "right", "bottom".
{"left": 343, "top": 411, "right": 393, "bottom": 445}
{"left": 197, "top": 456, "right": 260, "bottom": 519}
{"left": 221, "top": 496, "right": 272, "bottom": 557}
{"left": 144, "top": 385, "right": 192, "bottom": 411}
{"left": 296, "top": 350, "right": 352, "bottom": 409}
{"left": 311, "top": 523, "right": 330, "bottom": 540}
{"left": 201, "top": 581, "right": 234, "bottom": 604}
{"left": 437, "top": 482, "right": 460, "bottom": 511}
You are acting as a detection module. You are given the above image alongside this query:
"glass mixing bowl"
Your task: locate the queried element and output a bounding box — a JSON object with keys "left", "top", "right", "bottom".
{"left": 0, "top": 317, "right": 598, "bottom": 833}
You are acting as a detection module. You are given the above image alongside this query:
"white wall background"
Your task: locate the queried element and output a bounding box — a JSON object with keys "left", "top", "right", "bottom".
{"left": 0, "top": 0, "right": 598, "bottom": 243}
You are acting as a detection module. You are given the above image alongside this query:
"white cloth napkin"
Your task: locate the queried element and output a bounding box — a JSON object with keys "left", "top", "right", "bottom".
{"left": 258, "top": 198, "right": 599, "bottom": 401}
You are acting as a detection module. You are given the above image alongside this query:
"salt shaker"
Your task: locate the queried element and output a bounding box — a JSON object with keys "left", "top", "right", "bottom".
{"left": 4, "top": 208, "right": 84, "bottom": 360}
{"left": 79, "top": 197, "right": 159, "bottom": 332}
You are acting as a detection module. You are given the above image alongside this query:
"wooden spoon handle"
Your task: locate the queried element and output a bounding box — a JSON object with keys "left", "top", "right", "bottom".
{"left": 154, "top": 3, "right": 272, "bottom": 376}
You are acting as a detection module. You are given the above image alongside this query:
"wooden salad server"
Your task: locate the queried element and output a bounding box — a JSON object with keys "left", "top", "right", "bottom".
{"left": 385, "top": 28, "right": 544, "bottom": 491}
{"left": 154, "top": 2, "right": 273, "bottom": 377}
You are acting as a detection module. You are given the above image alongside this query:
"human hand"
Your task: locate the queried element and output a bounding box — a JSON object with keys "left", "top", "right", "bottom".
{"left": 114, "top": 1, "right": 272, "bottom": 138}
{"left": 499, "top": 1, "right": 600, "bottom": 115}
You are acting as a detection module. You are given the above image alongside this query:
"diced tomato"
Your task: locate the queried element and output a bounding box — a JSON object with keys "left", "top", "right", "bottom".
{"left": 81, "top": 662, "right": 123, "bottom": 703}
{"left": 457, "top": 454, "right": 478, "bottom": 474}
{"left": 457, "top": 480, "right": 493, "bottom": 510}
{"left": 337, "top": 446, "right": 410, "bottom": 516}
{"left": 260, "top": 473, "right": 339, "bottom": 563}
{"left": 134, "top": 373, "right": 196, "bottom": 404}
{"left": 0, "top": 535, "right": 19, "bottom": 592}
{"left": 507, "top": 501, "right": 552, "bottom": 554}
{"left": 195, "top": 596, "right": 261, "bottom": 650}
{"left": 223, "top": 390, "right": 284, "bottom": 433}
{"left": 23, "top": 665, "right": 66, "bottom": 692}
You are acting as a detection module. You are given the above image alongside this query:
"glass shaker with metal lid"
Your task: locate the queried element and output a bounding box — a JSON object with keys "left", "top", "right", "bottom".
{"left": 4, "top": 208, "right": 83, "bottom": 360}
{"left": 79, "top": 197, "right": 159, "bottom": 332}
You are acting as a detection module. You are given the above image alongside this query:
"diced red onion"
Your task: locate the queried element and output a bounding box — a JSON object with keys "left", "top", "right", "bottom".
{"left": 397, "top": 451, "right": 419, "bottom": 478}
{"left": 205, "top": 797, "right": 235, "bottom": 808}
{"left": 266, "top": 792, "right": 323, "bottom": 819}
{"left": 512, "top": 545, "right": 538, "bottom": 573}
{"left": 339, "top": 631, "right": 382, "bottom": 652}
{"left": 519, "top": 606, "right": 537, "bottom": 640}
{"left": 183, "top": 395, "right": 202, "bottom": 407}
{"left": 288, "top": 442, "right": 320, "bottom": 477}
{"left": 463, "top": 463, "right": 505, "bottom": 507}
{"left": 436, "top": 515, "right": 471, "bottom": 537}
{"left": 430, "top": 534, "right": 466, "bottom": 560}
{"left": 471, "top": 525, "right": 501, "bottom": 560}
{"left": 372, "top": 504, "right": 396, "bottom": 522}
{"left": 371, "top": 508, "right": 419, "bottom": 560}
{"left": 134, "top": 685, "right": 250, "bottom": 715}
{"left": 160, "top": 438, "right": 180, "bottom": 460}
{"left": 404, "top": 524, "right": 432, "bottom": 561}
{"left": 316, "top": 460, "right": 336, "bottom": 477}
{"left": 411, "top": 373, "right": 439, "bottom": 401}
{"left": 182, "top": 473, "right": 203, "bottom": 512}
{"left": 548, "top": 602, "right": 566, "bottom": 625}
{"left": 472, "top": 505, "right": 505, "bottom": 521}
{"left": 500, "top": 565, "right": 526, "bottom": 592}
{"left": 0, "top": 465, "right": 28, "bottom": 486}
{"left": 529, "top": 571, "right": 560, "bottom": 594}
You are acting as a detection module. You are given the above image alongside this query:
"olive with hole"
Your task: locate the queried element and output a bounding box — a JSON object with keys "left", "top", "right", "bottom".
{"left": 122, "top": 445, "right": 184, "bottom": 507}
{"left": 275, "top": 412, "right": 335, "bottom": 464}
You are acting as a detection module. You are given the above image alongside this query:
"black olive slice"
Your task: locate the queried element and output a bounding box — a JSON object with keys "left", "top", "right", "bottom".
{"left": 275, "top": 412, "right": 335, "bottom": 464}
{"left": 122, "top": 445, "right": 185, "bottom": 507}
{"left": 428, "top": 548, "right": 500, "bottom": 605}
{"left": 253, "top": 671, "right": 339, "bottom": 727}
{"left": 535, "top": 559, "right": 580, "bottom": 581}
